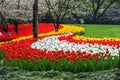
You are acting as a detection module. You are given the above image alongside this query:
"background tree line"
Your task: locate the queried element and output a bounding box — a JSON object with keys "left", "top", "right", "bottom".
{"left": 0, "top": 0, "right": 120, "bottom": 24}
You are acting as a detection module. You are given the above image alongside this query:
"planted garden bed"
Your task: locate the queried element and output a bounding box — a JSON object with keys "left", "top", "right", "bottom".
{"left": 0, "top": 24, "right": 120, "bottom": 79}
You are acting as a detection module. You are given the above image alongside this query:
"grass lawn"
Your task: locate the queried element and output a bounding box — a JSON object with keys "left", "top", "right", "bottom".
{"left": 72, "top": 24, "right": 120, "bottom": 38}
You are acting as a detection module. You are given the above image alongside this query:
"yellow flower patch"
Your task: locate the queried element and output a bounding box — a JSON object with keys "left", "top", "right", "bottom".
{"left": 38, "top": 24, "right": 84, "bottom": 36}
{"left": 73, "top": 35, "right": 120, "bottom": 41}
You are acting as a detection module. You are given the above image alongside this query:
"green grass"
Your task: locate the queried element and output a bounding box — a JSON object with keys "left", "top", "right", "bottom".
{"left": 72, "top": 24, "right": 120, "bottom": 38}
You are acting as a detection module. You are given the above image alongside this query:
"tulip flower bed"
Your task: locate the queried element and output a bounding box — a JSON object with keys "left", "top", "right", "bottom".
{"left": 0, "top": 24, "right": 119, "bottom": 72}
{"left": 0, "top": 23, "right": 62, "bottom": 41}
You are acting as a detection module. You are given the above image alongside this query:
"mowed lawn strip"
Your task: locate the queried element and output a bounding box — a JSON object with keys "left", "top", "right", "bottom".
{"left": 71, "top": 24, "right": 120, "bottom": 38}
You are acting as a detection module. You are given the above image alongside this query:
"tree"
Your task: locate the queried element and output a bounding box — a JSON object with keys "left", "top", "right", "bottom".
{"left": 14, "top": 0, "right": 21, "bottom": 33}
{"left": 43, "top": 0, "right": 76, "bottom": 32}
{"left": 33, "top": 0, "right": 38, "bottom": 38}
{"left": 0, "top": 0, "right": 39, "bottom": 37}
{"left": 0, "top": 0, "right": 11, "bottom": 35}
{"left": 87, "top": 0, "right": 119, "bottom": 23}
{"left": 0, "top": 0, "right": 33, "bottom": 34}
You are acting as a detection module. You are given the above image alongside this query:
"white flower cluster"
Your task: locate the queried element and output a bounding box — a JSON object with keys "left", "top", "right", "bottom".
{"left": 31, "top": 33, "right": 119, "bottom": 56}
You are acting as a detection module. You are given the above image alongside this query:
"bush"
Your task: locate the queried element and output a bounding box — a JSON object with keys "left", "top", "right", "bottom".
{"left": 75, "top": 31, "right": 85, "bottom": 36}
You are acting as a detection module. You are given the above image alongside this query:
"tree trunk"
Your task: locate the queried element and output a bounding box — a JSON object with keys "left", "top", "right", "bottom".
{"left": 17, "top": 0, "right": 21, "bottom": 9}
{"left": 14, "top": 20, "right": 18, "bottom": 33}
{"left": 55, "top": 23, "right": 59, "bottom": 32}
{"left": 33, "top": 0, "right": 38, "bottom": 38}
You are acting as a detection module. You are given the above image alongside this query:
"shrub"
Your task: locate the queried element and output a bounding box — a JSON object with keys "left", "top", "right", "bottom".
{"left": 75, "top": 31, "right": 85, "bottom": 36}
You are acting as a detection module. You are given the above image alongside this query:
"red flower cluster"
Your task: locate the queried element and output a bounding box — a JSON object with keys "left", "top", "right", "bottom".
{"left": 0, "top": 23, "right": 63, "bottom": 41}
{"left": 59, "top": 35, "right": 120, "bottom": 48}
{"left": 0, "top": 36, "right": 110, "bottom": 64}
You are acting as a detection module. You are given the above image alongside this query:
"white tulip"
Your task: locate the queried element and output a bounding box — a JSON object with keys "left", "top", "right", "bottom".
{"left": 31, "top": 33, "right": 119, "bottom": 56}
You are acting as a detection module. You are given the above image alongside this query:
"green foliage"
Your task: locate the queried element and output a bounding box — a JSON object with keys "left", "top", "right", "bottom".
{"left": 4, "top": 55, "right": 119, "bottom": 73}
{"left": 0, "top": 50, "right": 6, "bottom": 60}
{"left": 0, "top": 66, "right": 118, "bottom": 80}
{"left": 75, "top": 31, "right": 85, "bottom": 36}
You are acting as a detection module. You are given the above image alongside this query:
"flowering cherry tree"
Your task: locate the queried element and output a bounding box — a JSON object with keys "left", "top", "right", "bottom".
{"left": 38, "top": 0, "right": 85, "bottom": 32}
{"left": 0, "top": 0, "right": 33, "bottom": 34}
